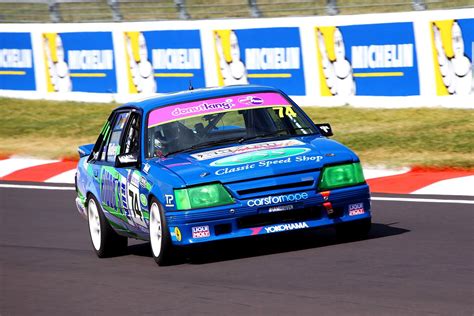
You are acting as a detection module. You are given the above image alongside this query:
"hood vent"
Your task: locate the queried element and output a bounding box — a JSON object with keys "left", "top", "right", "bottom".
{"left": 236, "top": 180, "right": 314, "bottom": 196}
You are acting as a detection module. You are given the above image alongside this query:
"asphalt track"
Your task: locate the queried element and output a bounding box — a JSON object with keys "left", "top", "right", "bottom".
{"left": 1, "top": 184, "right": 473, "bottom": 315}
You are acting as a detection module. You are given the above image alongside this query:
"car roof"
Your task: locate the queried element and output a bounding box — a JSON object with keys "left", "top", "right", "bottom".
{"left": 118, "top": 85, "right": 283, "bottom": 113}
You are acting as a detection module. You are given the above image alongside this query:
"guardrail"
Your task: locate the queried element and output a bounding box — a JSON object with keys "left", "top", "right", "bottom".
{"left": 2, "top": 0, "right": 469, "bottom": 23}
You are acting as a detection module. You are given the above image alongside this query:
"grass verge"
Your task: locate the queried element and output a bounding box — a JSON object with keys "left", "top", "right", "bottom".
{"left": 1, "top": 97, "right": 473, "bottom": 169}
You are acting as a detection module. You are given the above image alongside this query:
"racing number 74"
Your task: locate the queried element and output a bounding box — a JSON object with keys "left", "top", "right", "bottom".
{"left": 273, "top": 106, "right": 297, "bottom": 118}
{"left": 128, "top": 189, "right": 142, "bottom": 218}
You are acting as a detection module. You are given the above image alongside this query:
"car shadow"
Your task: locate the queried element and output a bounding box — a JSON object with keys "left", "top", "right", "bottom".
{"left": 126, "top": 222, "right": 409, "bottom": 265}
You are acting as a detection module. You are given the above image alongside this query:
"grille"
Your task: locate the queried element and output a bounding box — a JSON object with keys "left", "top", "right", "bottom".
{"left": 237, "top": 206, "right": 321, "bottom": 229}
{"left": 236, "top": 180, "right": 314, "bottom": 196}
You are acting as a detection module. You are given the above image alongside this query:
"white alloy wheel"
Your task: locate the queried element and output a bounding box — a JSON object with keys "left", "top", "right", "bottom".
{"left": 88, "top": 198, "right": 101, "bottom": 251}
{"left": 150, "top": 202, "right": 163, "bottom": 258}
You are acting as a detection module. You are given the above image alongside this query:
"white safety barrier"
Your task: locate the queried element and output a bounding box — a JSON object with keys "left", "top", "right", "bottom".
{"left": 0, "top": 9, "right": 473, "bottom": 108}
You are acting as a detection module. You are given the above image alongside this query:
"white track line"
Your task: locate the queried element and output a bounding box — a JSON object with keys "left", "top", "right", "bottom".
{"left": 372, "top": 197, "right": 474, "bottom": 204}
{"left": 0, "top": 184, "right": 75, "bottom": 190}
{"left": 1, "top": 183, "right": 473, "bottom": 204}
{"left": 412, "top": 175, "right": 474, "bottom": 196}
{"left": 0, "top": 158, "right": 59, "bottom": 178}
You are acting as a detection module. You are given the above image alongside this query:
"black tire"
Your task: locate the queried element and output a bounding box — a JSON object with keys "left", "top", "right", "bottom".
{"left": 335, "top": 218, "right": 372, "bottom": 241}
{"left": 87, "top": 195, "right": 128, "bottom": 258}
{"left": 149, "top": 198, "right": 177, "bottom": 266}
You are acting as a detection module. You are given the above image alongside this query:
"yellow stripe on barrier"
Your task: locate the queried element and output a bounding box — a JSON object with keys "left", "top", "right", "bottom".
{"left": 353, "top": 72, "right": 404, "bottom": 77}
{"left": 70, "top": 73, "right": 107, "bottom": 77}
{"left": 0, "top": 71, "right": 26, "bottom": 75}
{"left": 154, "top": 73, "right": 194, "bottom": 77}
{"left": 248, "top": 73, "right": 292, "bottom": 78}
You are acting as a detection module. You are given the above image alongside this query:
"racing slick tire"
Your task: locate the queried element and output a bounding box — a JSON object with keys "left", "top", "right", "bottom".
{"left": 335, "top": 218, "right": 371, "bottom": 241}
{"left": 149, "top": 198, "right": 177, "bottom": 266}
{"left": 87, "top": 195, "right": 128, "bottom": 258}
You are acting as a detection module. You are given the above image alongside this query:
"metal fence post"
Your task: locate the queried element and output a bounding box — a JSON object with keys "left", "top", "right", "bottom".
{"left": 174, "top": 0, "right": 190, "bottom": 19}
{"left": 48, "top": 0, "right": 61, "bottom": 22}
{"left": 326, "top": 0, "right": 339, "bottom": 15}
{"left": 412, "top": 0, "right": 426, "bottom": 10}
{"left": 248, "top": 0, "right": 262, "bottom": 18}
{"left": 108, "top": 0, "right": 123, "bottom": 21}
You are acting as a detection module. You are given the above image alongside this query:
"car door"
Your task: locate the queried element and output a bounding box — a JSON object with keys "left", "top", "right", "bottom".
{"left": 116, "top": 111, "right": 148, "bottom": 231}
{"left": 88, "top": 110, "right": 132, "bottom": 229}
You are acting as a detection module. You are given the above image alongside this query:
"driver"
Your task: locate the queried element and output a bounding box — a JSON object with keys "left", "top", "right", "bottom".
{"left": 154, "top": 122, "right": 195, "bottom": 156}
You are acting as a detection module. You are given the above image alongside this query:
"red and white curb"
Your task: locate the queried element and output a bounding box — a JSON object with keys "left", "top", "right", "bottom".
{"left": 0, "top": 157, "right": 473, "bottom": 196}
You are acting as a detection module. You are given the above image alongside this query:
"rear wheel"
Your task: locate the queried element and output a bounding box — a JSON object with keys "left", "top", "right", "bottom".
{"left": 87, "top": 195, "right": 127, "bottom": 257}
{"left": 149, "top": 199, "right": 175, "bottom": 266}
{"left": 336, "top": 218, "right": 371, "bottom": 241}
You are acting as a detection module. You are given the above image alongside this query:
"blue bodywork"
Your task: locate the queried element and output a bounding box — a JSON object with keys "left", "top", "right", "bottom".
{"left": 75, "top": 85, "right": 371, "bottom": 245}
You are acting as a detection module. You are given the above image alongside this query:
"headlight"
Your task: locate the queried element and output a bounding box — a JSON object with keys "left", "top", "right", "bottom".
{"left": 174, "top": 183, "right": 234, "bottom": 210}
{"left": 318, "top": 162, "right": 365, "bottom": 191}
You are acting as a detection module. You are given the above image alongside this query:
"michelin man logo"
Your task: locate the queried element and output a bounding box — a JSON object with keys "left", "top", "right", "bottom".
{"left": 214, "top": 30, "right": 249, "bottom": 86}
{"left": 316, "top": 27, "right": 355, "bottom": 97}
{"left": 125, "top": 32, "right": 156, "bottom": 94}
{"left": 43, "top": 33, "right": 72, "bottom": 92}
{"left": 432, "top": 20, "right": 473, "bottom": 95}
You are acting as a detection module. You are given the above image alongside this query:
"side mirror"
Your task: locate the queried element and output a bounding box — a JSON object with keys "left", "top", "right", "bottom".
{"left": 115, "top": 153, "right": 139, "bottom": 168}
{"left": 315, "top": 123, "right": 333, "bottom": 137}
{"left": 78, "top": 144, "right": 94, "bottom": 158}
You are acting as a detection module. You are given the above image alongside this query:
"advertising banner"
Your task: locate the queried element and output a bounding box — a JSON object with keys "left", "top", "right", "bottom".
{"left": 430, "top": 18, "right": 473, "bottom": 96}
{"left": 124, "top": 30, "right": 204, "bottom": 94}
{"left": 213, "top": 27, "right": 305, "bottom": 95}
{"left": 0, "top": 32, "right": 36, "bottom": 91}
{"left": 42, "top": 32, "right": 116, "bottom": 93}
{"left": 316, "top": 22, "right": 419, "bottom": 96}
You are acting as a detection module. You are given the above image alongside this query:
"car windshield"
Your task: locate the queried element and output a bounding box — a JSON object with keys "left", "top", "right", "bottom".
{"left": 146, "top": 92, "right": 318, "bottom": 158}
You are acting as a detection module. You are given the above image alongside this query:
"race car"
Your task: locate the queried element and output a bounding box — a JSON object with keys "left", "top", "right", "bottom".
{"left": 75, "top": 85, "right": 371, "bottom": 266}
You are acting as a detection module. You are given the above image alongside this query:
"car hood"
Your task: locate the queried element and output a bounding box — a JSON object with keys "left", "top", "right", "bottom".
{"left": 151, "top": 137, "right": 358, "bottom": 186}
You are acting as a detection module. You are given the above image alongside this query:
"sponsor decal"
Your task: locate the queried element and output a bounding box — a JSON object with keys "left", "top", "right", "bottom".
{"left": 130, "top": 172, "right": 140, "bottom": 187}
{"left": 215, "top": 154, "right": 323, "bottom": 175}
{"left": 139, "top": 176, "right": 148, "bottom": 189}
{"left": 348, "top": 202, "right": 365, "bottom": 216}
{"left": 143, "top": 163, "right": 151, "bottom": 174}
{"left": 238, "top": 95, "right": 263, "bottom": 105}
{"left": 264, "top": 222, "right": 309, "bottom": 233}
{"left": 165, "top": 194, "right": 174, "bottom": 207}
{"left": 192, "top": 225, "right": 210, "bottom": 238}
{"left": 147, "top": 92, "right": 289, "bottom": 127}
{"left": 171, "top": 98, "right": 234, "bottom": 116}
{"left": 124, "top": 30, "right": 204, "bottom": 94}
{"left": 140, "top": 193, "right": 148, "bottom": 207}
{"left": 174, "top": 227, "right": 182, "bottom": 242}
{"left": 0, "top": 32, "right": 36, "bottom": 91}
{"left": 213, "top": 28, "right": 305, "bottom": 95}
{"left": 211, "top": 147, "right": 311, "bottom": 167}
{"left": 269, "top": 204, "right": 294, "bottom": 213}
{"left": 192, "top": 139, "right": 304, "bottom": 161}
{"left": 42, "top": 32, "right": 117, "bottom": 93}
{"left": 247, "top": 192, "right": 308, "bottom": 207}
{"left": 316, "top": 23, "right": 419, "bottom": 96}
{"left": 431, "top": 19, "right": 473, "bottom": 95}
{"left": 0, "top": 33, "right": 36, "bottom": 90}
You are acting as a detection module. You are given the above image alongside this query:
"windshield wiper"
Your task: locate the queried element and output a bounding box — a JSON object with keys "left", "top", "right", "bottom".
{"left": 238, "top": 129, "right": 290, "bottom": 143}
{"left": 164, "top": 137, "right": 244, "bottom": 157}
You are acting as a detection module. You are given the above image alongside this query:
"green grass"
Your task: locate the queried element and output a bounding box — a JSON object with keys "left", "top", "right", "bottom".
{"left": 1, "top": 97, "right": 473, "bottom": 169}
{"left": 0, "top": 0, "right": 471, "bottom": 22}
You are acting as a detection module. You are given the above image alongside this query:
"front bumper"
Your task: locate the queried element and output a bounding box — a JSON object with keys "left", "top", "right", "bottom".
{"left": 166, "top": 184, "right": 371, "bottom": 246}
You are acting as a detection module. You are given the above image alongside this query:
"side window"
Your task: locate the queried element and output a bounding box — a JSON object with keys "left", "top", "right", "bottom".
{"left": 102, "top": 112, "right": 130, "bottom": 163}
{"left": 122, "top": 113, "right": 141, "bottom": 155}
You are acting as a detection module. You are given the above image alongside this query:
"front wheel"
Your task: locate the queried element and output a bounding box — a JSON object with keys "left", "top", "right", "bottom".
{"left": 335, "top": 218, "right": 371, "bottom": 241}
{"left": 149, "top": 199, "right": 175, "bottom": 266}
{"left": 87, "top": 195, "right": 127, "bottom": 258}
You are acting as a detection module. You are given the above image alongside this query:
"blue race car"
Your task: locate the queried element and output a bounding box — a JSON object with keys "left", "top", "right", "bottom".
{"left": 75, "top": 85, "right": 371, "bottom": 265}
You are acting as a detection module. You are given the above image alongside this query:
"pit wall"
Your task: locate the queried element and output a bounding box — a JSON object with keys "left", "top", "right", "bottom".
{"left": 1, "top": 9, "right": 473, "bottom": 108}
